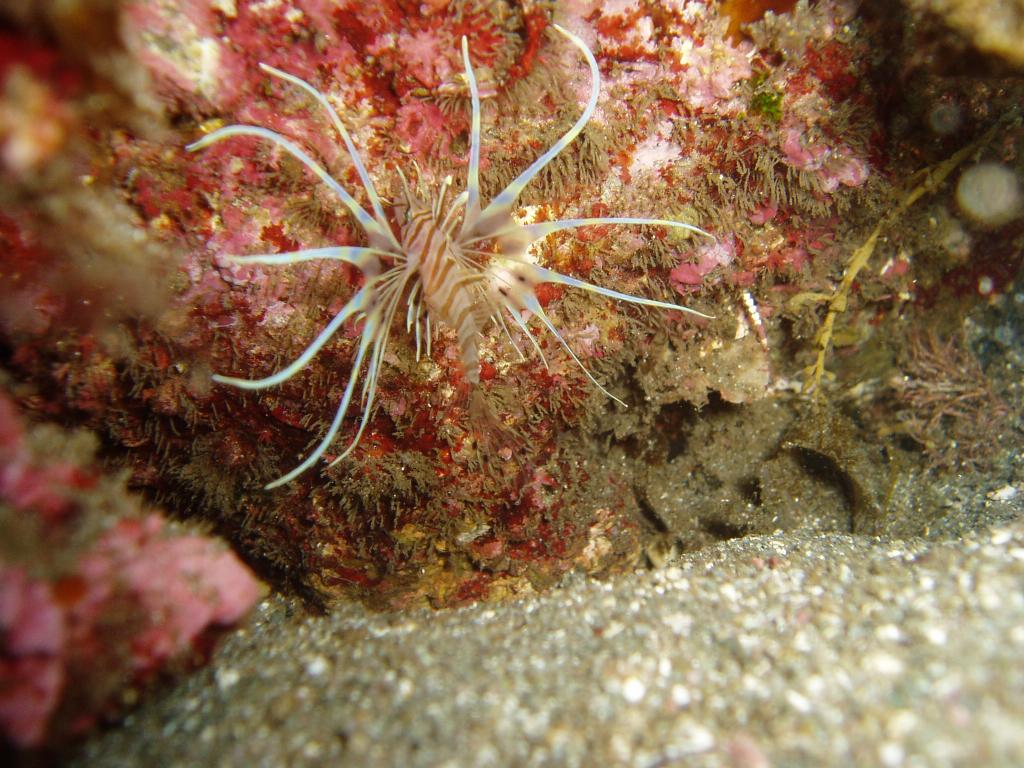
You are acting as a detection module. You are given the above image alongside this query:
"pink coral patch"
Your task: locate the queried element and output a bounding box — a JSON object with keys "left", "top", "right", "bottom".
{"left": 395, "top": 100, "right": 455, "bottom": 163}
{"left": 0, "top": 392, "right": 263, "bottom": 748}
{"left": 76, "top": 516, "right": 263, "bottom": 676}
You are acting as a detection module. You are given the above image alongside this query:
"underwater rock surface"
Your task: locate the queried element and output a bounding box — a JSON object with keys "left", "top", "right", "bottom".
{"left": 2, "top": 0, "right": 893, "bottom": 608}
{"left": 0, "top": 0, "right": 1022, "bottom": 758}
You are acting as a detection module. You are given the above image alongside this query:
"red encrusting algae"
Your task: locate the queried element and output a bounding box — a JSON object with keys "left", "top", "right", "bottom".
{"left": 7, "top": 0, "right": 1018, "bottom": 615}
{"left": 1, "top": 0, "right": 882, "bottom": 612}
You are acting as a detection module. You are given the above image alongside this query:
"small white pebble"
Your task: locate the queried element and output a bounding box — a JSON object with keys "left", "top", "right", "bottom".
{"left": 302, "top": 740, "right": 323, "bottom": 759}
{"left": 671, "top": 684, "right": 692, "bottom": 707}
{"left": 888, "top": 709, "right": 918, "bottom": 737}
{"left": 879, "top": 741, "right": 904, "bottom": 767}
{"left": 664, "top": 612, "right": 693, "bottom": 636}
{"left": 304, "top": 654, "right": 331, "bottom": 678}
{"left": 603, "top": 621, "right": 625, "bottom": 639}
{"left": 718, "top": 583, "right": 739, "bottom": 603}
{"left": 991, "top": 527, "right": 1014, "bottom": 545}
{"left": 875, "top": 623, "right": 902, "bottom": 642}
{"left": 978, "top": 585, "right": 1001, "bottom": 611}
{"left": 622, "top": 676, "right": 647, "bottom": 703}
{"left": 216, "top": 667, "right": 240, "bottom": 692}
{"left": 785, "top": 689, "right": 812, "bottom": 714}
{"left": 673, "top": 722, "right": 715, "bottom": 753}
{"left": 922, "top": 624, "right": 947, "bottom": 645}
{"left": 987, "top": 485, "right": 1018, "bottom": 502}
{"left": 866, "top": 652, "right": 905, "bottom": 676}
{"left": 396, "top": 678, "right": 414, "bottom": 700}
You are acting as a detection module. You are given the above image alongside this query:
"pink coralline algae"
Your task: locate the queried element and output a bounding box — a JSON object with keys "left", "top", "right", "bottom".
{"left": 671, "top": 34, "right": 754, "bottom": 113}
{"left": 73, "top": 517, "right": 263, "bottom": 676}
{"left": 780, "top": 124, "right": 870, "bottom": 192}
{"left": 395, "top": 99, "right": 456, "bottom": 164}
{"left": 395, "top": 28, "right": 457, "bottom": 88}
{"left": 670, "top": 235, "right": 738, "bottom": 290}
{"left": 0, "top": 393, "right": 262, "bottom": 748}
{"left": 121, "top": 0, "right": 248, "bottom": 111}
{"left": 0, "top": 569, "right": 64, "bottom": 750}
